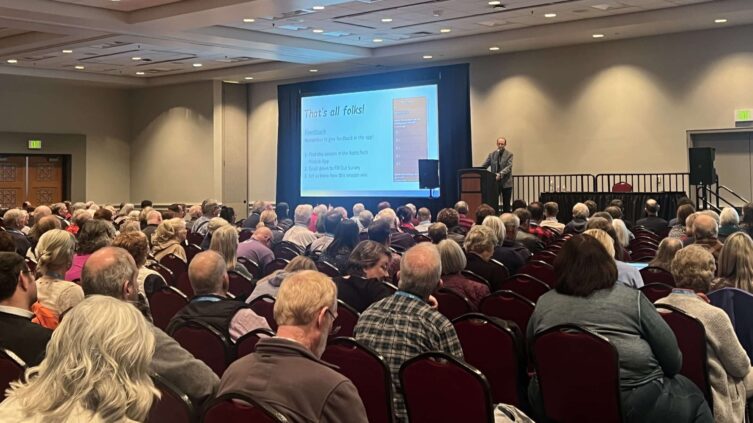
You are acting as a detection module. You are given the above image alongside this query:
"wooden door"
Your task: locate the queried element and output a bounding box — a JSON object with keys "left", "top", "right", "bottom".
{"left": 28, "top": 156, "right": 64, "bottom": 206}
{"left": 0, "top": 156, "right": 26, "bottom": 208}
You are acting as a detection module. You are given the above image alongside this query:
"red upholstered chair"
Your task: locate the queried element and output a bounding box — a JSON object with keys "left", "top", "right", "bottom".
{"left": 186, "top": 232, "right": 204, "bottom": 246}
{"left": 236, "top": 328, "right": 275, "bottom": 360}
{"left": 612, "top": 182, "right": 633, "bottom": 192}
{"left": 160, "top": 254, "right": 188, "bottom": 281}
{"left": 516, "top": 260, "right": 556, "bottom": 288}
{"left": 316, "top": 260, "right": 340, "bottom": 278}
{"left": 0, "top": 349, "right": 24, "bottom": 400}
{"left": 452, "top": 314, "right": 526, "bottom": 408}
{"left": 414, "top": 234, "right": 431, "bottom": 243}
{"left": 147, "top": 262, "right": 175, "bottom": 286}
{"left": 479, "top": 290, "right": 535, "bottom": 340}
{"left": 149, "top": 286, "right": 189, "bottom": 331}
{"left": 640, "top": 283, "right": 674, "bottom": 303}
{"left": 331, "top": 300, "right": 359, "bottom": 338}
{"left": 498, "top": 275, "right": 550, "bottom": 303}
{"left": 273, "top": 242, "right": 302, "bottom": 260}
{"left": 263, "top": 259, "right": 290, "bottom": 278}
{"left": 201, "top": 392, "right": 289, "bottom": 423}
{"left": 169, "top": 320, "right": 233, "bottom": 376}
{"left": 433, "top": 288, "right": 473, "bottom": 321}
{"left": 489, "top": 259, "right": 510, "bottom": 281}
{"left": 227, "top": 270, "right": 255, "bottom": 298}
{"left": 24, "top": 257, "right": 36, "bottom": 274}
{"left": 184, "top": 244, "right": 202, "bottom": 264}
{"left": 532, "top": 324, "right": 623, "bottom": 423}
{"left": 530, "top": 250, "right": 557, "bottom": 264}
{"left": 148, "top": 373, "right": 196, "bottom": 423}
{"left": 237, "top": 257, "right": 261, "bottom": 279}
{"left": 656, "top": 304, "right": 713, "bottom": 406}
{"left": 322, "top": 338, "right": 395, "bottom": 423}
{"left": 460, "top": 270, "right": 491, "bottom": 289}
{"left": 641, "top": 267, "right": 675, "bottom": 287}
{"left": 238, "top": 229, "right": 253, "bottom": 243}
{"left": 400, "top": 352, "right": 494, "bottom": 423}
{"left": 175, "top": 272, "right": 194, "bottom": 298}
{"left": 248, "top": 295, "right": 278, "bottom": 331}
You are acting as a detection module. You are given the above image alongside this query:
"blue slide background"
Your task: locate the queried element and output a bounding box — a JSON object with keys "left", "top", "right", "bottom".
{"left": 300, "top": 85, "right": 439, "bottom": 197}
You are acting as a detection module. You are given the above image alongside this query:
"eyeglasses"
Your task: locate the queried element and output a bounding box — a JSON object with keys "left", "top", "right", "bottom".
{"left": 325, "top": 308, "right": 341, "bottom": 336}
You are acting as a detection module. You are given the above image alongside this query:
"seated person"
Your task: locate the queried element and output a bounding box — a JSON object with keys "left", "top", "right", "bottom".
{"left": 482, "top": 216, "right": 524, "bottom": 275}
{"left": 308, "top": 210, "right": 343, "bottom": 255}
{"left": 637, "top": 199, "right": 669, "bottom": 235}
{"left": 564, "top": 202, "right": 589, "bottom": 234}
{"left": 648, "top": 238, "right": 683, "bottom": 273}
{"left": 464, "top": 225, "right": 507, "bottom": 292}
{"left": 692, "top": 214, "right": 723, "bottom": 261}
{"left": 333, "top": 241, "right": 394, "bottom": 313}
{"left": 584, "top": 229, "right": 644, "bottom": 289}
{"left": 437, "top": 239, "right": 490, "bottom": 310}
{"left": 319, "top": 220, "right": 360, "bottom": 274}
{"left": 151, "top": 218, "right": 188, "bottom": 263}
{"left": 247, "top": 256, "right": 317, "bottom": 303}
{"left": 538, "top": 202, "right": 565, "bottom": 235}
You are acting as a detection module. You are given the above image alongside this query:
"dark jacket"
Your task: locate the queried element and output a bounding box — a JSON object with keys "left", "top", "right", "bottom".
{"left": 334, "top": 276, "right": 394, "bottom": 313}
{"left": 465, "top": 252, "right": 507, "bottom": 292}
{"left": 636, "top": 216, "right": 669, "bottom": 235}
{"left": 0, "top": 309, "right": 52, "bottom": 367}
{"left": 166, "top": 295, "right": 250, "bottom": 338}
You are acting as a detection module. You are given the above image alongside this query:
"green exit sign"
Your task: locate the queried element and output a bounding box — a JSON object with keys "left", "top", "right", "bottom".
{"left": 28, "top": 139, "right": 42, "bottom": 150}
{"left": 735, "top": 109, "right": 753, "bottom": 122}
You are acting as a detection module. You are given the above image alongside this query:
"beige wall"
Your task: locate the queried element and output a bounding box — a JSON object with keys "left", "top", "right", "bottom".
{"left": 247, "top": 82, "right": 280, "bottom": 202}
{"left": 0, "top": 75, "right": 129, "bottom": 203}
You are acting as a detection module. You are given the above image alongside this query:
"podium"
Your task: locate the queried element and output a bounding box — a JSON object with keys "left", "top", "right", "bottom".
{"left": 458, "top": 169, "right": 498, "bottom": 213}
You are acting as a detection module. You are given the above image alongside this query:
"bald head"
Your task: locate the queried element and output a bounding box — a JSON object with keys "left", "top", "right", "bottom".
{"left": 398, "top": 243, "right": 442, "bottom": 299}
{"left": 693, "top": 214, "right": 718, "bottom": 240}
{"left": 81, "top": 246, "right": 138, "bottom": 301}
{"left": 147, "top": 210, "right": 163, "bottom": 225}
{"left": 33, "top": 205, "right": 51, "bottom": 218}
{"left": 252, "top": 226, "right": 273, "bottom": 245}
{"left": 645, "top": 199, "right": 659, "bottom": 216}
{"left": 188, "top": 251, "right": 228, "bottom": 296}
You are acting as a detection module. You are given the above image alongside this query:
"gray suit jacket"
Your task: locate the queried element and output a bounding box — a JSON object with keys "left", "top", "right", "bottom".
{"left": 480, "top": 149, "right": 514, "bottom": 188}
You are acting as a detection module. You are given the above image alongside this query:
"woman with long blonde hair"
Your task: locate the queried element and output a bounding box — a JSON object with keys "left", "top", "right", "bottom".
{"left": 33, "top": 229, "right": 84, "bottom": 329}
{"left": 210, "top": 225, "right": 253, "bottom": 280}
{"left": 713, "top": 232, "right": 753, "bottom": 292}
{"left": 0, "top": 295, "right": 159, "bottom": 422}
{"left": 151, "top": 218, "right": 188, "bottom": 262}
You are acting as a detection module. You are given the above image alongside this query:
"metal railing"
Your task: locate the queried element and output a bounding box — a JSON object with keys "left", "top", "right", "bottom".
{"left": 513, "top": 174, "right": 594, "bottom": 204}
{"left": 594, "top": 173, "right": 690, "bottom": 193}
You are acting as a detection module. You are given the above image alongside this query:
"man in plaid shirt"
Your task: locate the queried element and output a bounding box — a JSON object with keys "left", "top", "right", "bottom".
{"left": 354, "top": 243, "right": 463, "bottom": 422}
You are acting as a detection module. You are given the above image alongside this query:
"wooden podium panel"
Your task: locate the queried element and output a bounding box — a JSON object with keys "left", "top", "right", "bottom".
{"left": 458, "top": 169, "right": 498, "bottom": 213}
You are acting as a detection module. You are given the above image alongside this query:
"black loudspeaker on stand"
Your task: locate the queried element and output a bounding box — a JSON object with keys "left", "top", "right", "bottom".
{"left": 688, "top": 147, "right": 716, "bottom": 186}
{"left": 418, "top": 159, "right": 439, "bottom": 198}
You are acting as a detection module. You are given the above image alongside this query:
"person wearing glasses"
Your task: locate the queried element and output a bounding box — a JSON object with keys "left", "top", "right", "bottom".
{"left": 218, "top": 270, "right": 368, "bottom": 423}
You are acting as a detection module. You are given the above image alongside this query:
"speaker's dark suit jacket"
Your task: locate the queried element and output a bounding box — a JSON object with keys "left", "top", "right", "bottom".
{"left": 0, "top": 307, "right": 52, "bottom": 367}
{"left": 480, "top": 149, "right": 514, "bottom": 189}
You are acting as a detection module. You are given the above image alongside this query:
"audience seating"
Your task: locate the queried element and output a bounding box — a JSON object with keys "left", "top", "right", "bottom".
{"left": 632, "top": 253, "right": 656, "bottom": 263}
{"left": 149, "top": 286, "right": 189, "bottom": 331}
{"left": 175, "top": 272, "right": 195, "bottom": 298}
{"left": 248, "top": 295, "right": 278, "bottom": 331}
{"left": 24, "top": 257, "right": 36, "bottom": 274}
{"left": 332, "top": 300, "right": 359, "bottom": 338}
{"left": 640, "top": 267, "right": 675, "bottom": 286}
{"left": 489, "top": 259, "right": 510, "bottom": 281}
{"left": 237, "top": 257, "right": 261, "bottom": 279}
{"left": 532, "top": 324, "right": 623, "bottom": 423}
{"left": 273, "top": 242, "right": 302, "bottom": 260}
{"left": 160, "top": 254, "right": 188, "bottom": 281}
{"left": 655, "top": 304, "right": 713, "bottom": 406}
{"left": 498, "top": 274, "right": 551, "bottom": 303}
{"left": 236, "top": 328, "right": 276, "bottom": 360}
{"left": 316, "top": 260, "right": 340, "bottom": 278}
{"left": 414, "top": 234, "right": 431, "bottom": 243}
{"left": 201, "top": 392, "right": 289, "bottom": 423}
{"left": 639, "top": 283, "right": 673, "bottom": 303}
{"left": 708, "top": 288, "right": 753, "bottom": 361}
{"left": 186, "top": 232, "right": 204, "bottom": 246}
{"left": 382, "top": 281, "right": 398, "bottom": 293}
{"left": 433, "top": 288, "right": 473, "bottom": 321}
{"left": 530, "top": 250, "right": 557, "bottom": 264}
{"left": 400, "top": 352, "right": 494, "bottom": 423}
{"left": 263, "top": 259, "right": 290, "bottom": 278}
{"left": 479, "top": 290, "right": 536, "bottom": 340}
{"left": 238, "top": 230, "right": 252, "bottom": 243}
{"left": 0, "top": 349, "right": 24, "bottom": 400}
{"left": 460, "top": 270, "right": 492, "bottom": 289}
{"left": 322, "top": 338, "right": 395, "bottom": 423}
{"left": 169, "top": 320, "right": 234, "bottom": 376}
{"left": 148, "top": 373, "right": 196, "bottom": 423}
{"left": 516, "top": 260, "right": 556, "bottom": 288}
{"left": 146, "top": 262, "right": 175, "bottom": 286}
{"left": 185, "top": 244, "right": 202, "bottom": 264}
{"left": 227, "top": 270, "right": 255, "bottom": 298}
{"left": 452, "top": 313, "right": 526, "bottom": 408}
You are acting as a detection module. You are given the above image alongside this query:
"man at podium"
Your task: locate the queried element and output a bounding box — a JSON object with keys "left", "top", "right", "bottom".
{"left": 480, "top": 137, "right": 514, "bottom": 212}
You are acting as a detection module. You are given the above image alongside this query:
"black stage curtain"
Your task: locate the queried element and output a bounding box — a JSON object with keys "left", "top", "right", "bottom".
{"left": 539, "top": 192, "right": 686, "bottom": 224}
{"left": 276, "top": 64, "right": 471, "bottom": 212}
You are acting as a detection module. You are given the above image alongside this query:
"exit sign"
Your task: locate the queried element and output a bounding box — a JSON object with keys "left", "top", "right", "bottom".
{"left": 28, "top": 139, "right": 42, "bottom": 150}
{"left": 735, "top": 109, "right": 753, "bottom": 122}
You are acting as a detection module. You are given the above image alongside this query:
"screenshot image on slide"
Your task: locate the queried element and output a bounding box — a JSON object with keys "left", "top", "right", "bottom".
{"left": 300, "top": 84, "right": 439, "bottom": 197}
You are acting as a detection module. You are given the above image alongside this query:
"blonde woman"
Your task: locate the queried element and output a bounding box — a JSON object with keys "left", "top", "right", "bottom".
{"left": 713, "top": 232, "right": 753, "bottom": 292}
{"left": 34, "top": 229, "right": 84, "bottom": 329}
{"left": 199, "top": 216, "right": 230, "bottom": 250}
{"left": 152, "top": 218, "right": 188, "bottom": 262}
{"left": 247, "top": 255, "right": 317, "bottom": 303}
{"left": 257, "top": 209, "right": 284, "bottom": 245}
{"left": 210, "top": 225, "right": 254, "bottom": 280}
{"left": 0, "top": 295, "right": 159, "bottom": 422}
{"left": 612, "top": 219, "right": 631, "bottom": 249}
{"left": 583, "top": 228, "right": 644, "bottom": 289}
{"left": 648, "top": 238, "right": 683, "bottom": 273}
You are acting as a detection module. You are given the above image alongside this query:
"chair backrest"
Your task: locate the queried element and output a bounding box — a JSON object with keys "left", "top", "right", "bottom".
{"left": 498, "top": 274, "right": 550, "bottom": 303}
{"left": 227, "top": 270, "right": 255, "bottom": 298}
{"left": 640, "top": 266, "right": 675, "bottom": 286}
{"left": 24, "top": 257, "right": 36, "bottom": 274}
{"left": 187, "top": 232, "right": 204, "bottom": 246}
{"left": 160, "top": 254, "right": 188, "bottom": 281}
{"left": 148, "top": 373, "right": 196, "bottom": 423}
{"left": 263, "top": 259, "right": 290, "bottom": 278}
{"left": 169, "top": 320, "right": 233, "bottom": 376}
{"left": 201, "top": 392, "right": 288, "bottom": 423}
{"left": 330, "top": 300, "right": 359, "bottom": 338}
{"left": 532, "top": 324, "right": 623, "bottom": 423}
{"left": 433, "top": 288, "right": 473, "bottom": 321}
{"left": 489, "top": 259, "right": 510, "bottom": 281}
{"left": 322, "top": 338, "right": 395, "bottom": 423}
{"left": 414, "top": 234, "right": 431, "bottom": 243}
{"left": 655, "top": 304, "right": 713, "bottom": 406}
{"left": 236, "top": 328, "right": 276, "bottom": 360}
{"left": 639, "top": 283, "right": 674, "bottom": 303}
{"left": 530, "top": 250, "right": 557, "bottom": 264}
{"left": 248, "top": 294, "right": 278, "bottom": 331}
{"left": 273, "top": 242, "right": 302, "bottom": 260}
{"left": 479, "top": 290, "right": 535, "bottom": 340}
{"left": 516, "top": 260, "right": 556, "bottom": 287}
{"left": 400, "top": 352, "right": 494, "bottom": 423}
{"left": 452, "top": 314, "right": 525, "bottom": 407}
{"left": 184, "top": 243, "right": 203, "bottom": 264}
{"left": 460, "top": 270, "right": 491, "bottom": 289}
{"left": 612, "top": 182, "right": 633, "bottom": 192}
{"left": 708, "top": 287, "right": 753, "bottom": 361}
{"left": 175, "top": 272, "right": 195, "bottom": 298}
{"left": 149, "top": 286, "right": 189, "bottom": 331}
{"left": 147, "top": 262, "right": 175, "bottom": 286}
{"left": 238, "top": 230, "right": 253, "bottom": 243}
{"left": 0, "top": 349, "right": 24, "bottom": 400}
{"left": 237, "top": 257, "right": 261, "bottom": 279}
{"left": 316, "top": 260, "right": 340, "bottom": 278}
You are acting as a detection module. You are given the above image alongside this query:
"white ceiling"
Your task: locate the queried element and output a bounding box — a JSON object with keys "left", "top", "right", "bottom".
{"left": 0, "top": 0, "right": 749, "bottom": 87}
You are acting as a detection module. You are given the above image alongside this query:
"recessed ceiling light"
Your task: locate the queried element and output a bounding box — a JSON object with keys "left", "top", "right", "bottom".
{"left": 223, "top": 80, "right": 240, "bottom": 84}
{"left": 312, "top": 5, "right": 325, "bottom": 10}
{"left": 440, "top": 28, "right": 452, "bottom": 33}
{"left": 6, "top": 59, "right": 17, "bottom": 64}
{"left": 488, "top": 1, "right": 501, "bottom": 5}
{"left": 131, "top": 57, "right": 141, "bottom": 61}
{"left": 312, "top": 29, "right": 324, "bottom": 33}
{"left": 544, "top": 13, "right": 557, "bottom": 18}
{"left": 136, "top": 71, "right": 145, "bottom": 75}
{"left": 592, "top": 33, "right": 605, "bottom": 38}
{"left": 243, "top": 18, "right": 255, "bottom": 23}
{"left": 715, "top": 18, "right": 728, "bottom": 23}
{"left": 373, "top": 38, "right": 383, "bottom": 43}
{"left": 62, "top": 49, "right": 73, "bottom": 54}
{"left": 75, "top": 65, "right": 85, "bottom": 70}
{"left": 244, "top": 76, "right": 254, "bottom": 80}
{"left": 192, "top": 63, "right": 203, "bottom": 67}
{"left": 423, "top": 55, "right": 433, "bottom": 59}
{"left": 381, "top": 18, "right": 393, "bottom": 23}
{"left": 309, "top": 69, "right": 319, "bottom": 73}
{"left": 489, "top": 46, "right": 500, "bottom": 51}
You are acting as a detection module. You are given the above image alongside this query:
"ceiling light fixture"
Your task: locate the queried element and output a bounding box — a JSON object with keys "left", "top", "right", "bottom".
{"left": 193, "top": 63, "right": 203, "bottom": 67}
{"left": 440, "top": 28, "right": 451, "bottom": 33}
{"left": 75, "top": 65, "right": 85, "bottom": 70}
{"left": 244, "top": 76, "right": 254, "bottom": 80}
{"left": 488, "top": 1, "right": 501, "bottom": 5}
{"left": 381, "top": 18, "right": 393, "bottom": 23}
{"left": 312, "top": 29, "right": 324, "bottom": 33}
{"left": 489, "top": 46, "right": 500, "bottom": 51}
{"left": 373, "top": 38, "right": 383, "bottom": 43}
{"left": 309, "top": 69, "right": 319, "bottom": 72}
{"left": 136, "top": 71, "right": 145, "bottom": 75}
{"left": 715, "top": 18, "right": 728, "bottom": 23}
{"left": 243, "top": 18, "right": 255, "bottom": 23}
{"left": 6, "top": 59, "right": 18, "bottom": 64}
{"left": 62, "top": 49, "right": 73, "bottom": 54}
{"left": 592, "top": 33, "right": 605, "bottom": 38}
{"left": 544, "top": 13, "right": 557, "bottom": 18}
{"left": 131, "top": 57, "right": 142, "bottom": 61}
{"left": 423, "top": 55, "right": 433, "bottom": 59}
{"left": 313, "top": 5, "right": 325, "bottom": 10}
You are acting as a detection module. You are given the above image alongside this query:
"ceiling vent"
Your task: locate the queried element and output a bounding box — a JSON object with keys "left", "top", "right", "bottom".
{"left": 216, "top": 56, "right": 255, "bottom": 63}
{"left": 323, "top": 31, "right": 352, "bottom": 37}
{"left": 278, "top": 24, "right": 309, "bottom": 31}
{"left": 89, "top": 41, "right": 132, "bottom": 49}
